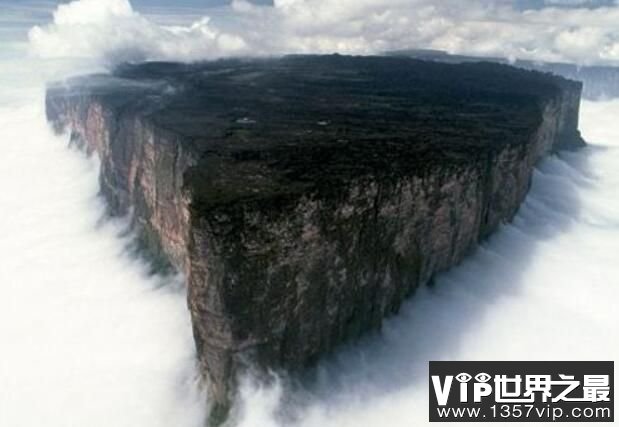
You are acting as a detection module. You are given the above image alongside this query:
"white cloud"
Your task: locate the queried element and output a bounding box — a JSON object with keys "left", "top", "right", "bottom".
{"left": 255, "top": 0, "right": 619, "bottom": 64}
{"left": 28, "top": 0, "right": 248, "bottom": 64}
{"left": 27, "top": 0, "right": 619, "bottom": 66}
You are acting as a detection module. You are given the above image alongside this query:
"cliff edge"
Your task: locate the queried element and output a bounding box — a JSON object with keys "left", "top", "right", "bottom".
{"left": 45, "top": 55, "right": 584, "bottom": 422}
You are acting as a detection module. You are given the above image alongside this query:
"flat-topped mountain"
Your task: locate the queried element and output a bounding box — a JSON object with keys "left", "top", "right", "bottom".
{"left": 46, "top": 55, "right": 584, "bottom": 424}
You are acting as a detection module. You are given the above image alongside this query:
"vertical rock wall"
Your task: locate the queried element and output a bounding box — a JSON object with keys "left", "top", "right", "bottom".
{"left": 46, "top": 64, "right": 583, "bottom": 422}
{"left": 186, "top": 86, "right": 582, "bottom": 414}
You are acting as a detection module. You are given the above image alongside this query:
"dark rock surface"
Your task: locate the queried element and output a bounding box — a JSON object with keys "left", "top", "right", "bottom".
{"left": 45, "top": 55, "right": 584, "bottom": 422}
{"left": 387, "top": 48, "right": 619, "bottom": 99}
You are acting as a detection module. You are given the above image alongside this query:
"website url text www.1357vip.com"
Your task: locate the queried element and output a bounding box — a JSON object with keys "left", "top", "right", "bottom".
{"left": 429, "top": 361, "right": 614, "bottom": 422}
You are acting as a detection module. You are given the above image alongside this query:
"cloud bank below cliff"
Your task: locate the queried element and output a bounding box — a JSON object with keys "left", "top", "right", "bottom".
{"left": 0, "top": 99, "right": 207, "bottom": 427}
{"left": 26, "top": 0, "right": 619, "bottom": 66}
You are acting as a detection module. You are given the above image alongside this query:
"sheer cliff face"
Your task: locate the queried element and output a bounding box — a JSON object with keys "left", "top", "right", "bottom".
{"left": 45, "top": 56, "right": 584, "bottom": 417}
{"left": 49, "top": 94, "right": 195, "bottom": 273}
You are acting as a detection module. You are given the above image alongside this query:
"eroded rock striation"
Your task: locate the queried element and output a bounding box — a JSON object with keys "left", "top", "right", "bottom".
{"left": 46, "top": 55, "right": 584, "bottom": 420}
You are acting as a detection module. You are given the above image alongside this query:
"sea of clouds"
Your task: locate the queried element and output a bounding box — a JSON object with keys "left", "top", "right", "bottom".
{"left": 1, "top": 1, "right": 618, "bottom": 426}
{"left": 0, "top": 84, "right": 207, "bottom": 427}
